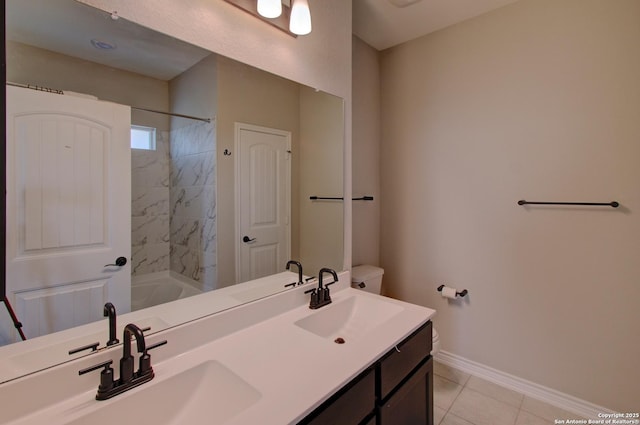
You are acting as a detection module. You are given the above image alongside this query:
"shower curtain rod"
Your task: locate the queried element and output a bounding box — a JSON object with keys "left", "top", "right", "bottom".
{"left": 7, "top": 82, "right": 212, "bottom": 123}
{"left": 131, "top": 106, "right": 211, "bottom": 123}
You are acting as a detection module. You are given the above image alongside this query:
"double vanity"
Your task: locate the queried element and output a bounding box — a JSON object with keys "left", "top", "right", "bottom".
{"left": 0, "top": 271, "right": 435, "bottom": 425}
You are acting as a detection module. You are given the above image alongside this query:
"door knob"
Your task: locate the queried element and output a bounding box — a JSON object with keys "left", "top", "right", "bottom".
{"left": 104, "top": 257, "right": 127, "bottom": 267}
{"left": 242, "top": 236, "right": 256, "bottom": 243}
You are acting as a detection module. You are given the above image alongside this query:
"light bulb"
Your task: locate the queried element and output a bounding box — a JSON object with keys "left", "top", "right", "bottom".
{"left": 289, "top": 0, "right": 312, "bottom": 35}
{"left": 257, "top": 0, "right": 282, "bottom": 18}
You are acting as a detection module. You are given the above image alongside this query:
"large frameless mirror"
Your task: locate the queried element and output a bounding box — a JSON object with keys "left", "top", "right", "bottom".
{"left": 0, "top": 0, "right": 344, "bottom": 383}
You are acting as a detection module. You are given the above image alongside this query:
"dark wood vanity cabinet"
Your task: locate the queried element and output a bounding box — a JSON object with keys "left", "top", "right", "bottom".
{"left": 299, "top": 321, "right": 433, "bottom": 425}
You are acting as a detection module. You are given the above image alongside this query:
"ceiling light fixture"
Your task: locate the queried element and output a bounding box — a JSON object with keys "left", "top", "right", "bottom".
{"left": 225, "top": 0, "right": 312, "bottom": 36}
{"left": 289, "top": 0, "right": 312, "bottom": 35}
{"left": 257, "top": 0, "right": 282, "bottom": 18}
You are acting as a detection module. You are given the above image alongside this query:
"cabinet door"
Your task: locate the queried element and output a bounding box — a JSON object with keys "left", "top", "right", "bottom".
{"left": 379, "top": 358, "right": 433, "bottom": 425}
{"left": 299, "top": 368, "right": 375, "bottom": 425}
{"left": 379, "top": 321, "right": 432, "bottom": 399}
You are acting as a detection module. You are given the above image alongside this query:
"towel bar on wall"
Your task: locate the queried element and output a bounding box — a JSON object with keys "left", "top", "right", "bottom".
{"left": 517, "top": 200, "right": 619, "bottom": 208}
{"left": 310, "top": 196, "right": 374, "bottom": 201}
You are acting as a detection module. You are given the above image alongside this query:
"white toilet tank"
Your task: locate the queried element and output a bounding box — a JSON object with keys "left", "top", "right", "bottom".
{"left": 351, "top": 265, "right": 384, "bottom": 294}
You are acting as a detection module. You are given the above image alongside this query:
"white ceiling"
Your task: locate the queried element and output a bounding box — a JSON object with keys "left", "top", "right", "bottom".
{"left": 353, "top": 0, "right": 521, "bottom": 51}
{"left": 7, "top": 0, "right": 523, "bottom": 79}
{"left": 6, "top": 0, "right": 211, "bottom": 81}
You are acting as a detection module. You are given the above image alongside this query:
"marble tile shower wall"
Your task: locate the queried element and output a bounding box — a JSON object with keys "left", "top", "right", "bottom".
{"left": 169, "top": 121, "right": 217, "bottom": 291}
{"left": 131, "top": 130, "right": 171, "bottom": 276}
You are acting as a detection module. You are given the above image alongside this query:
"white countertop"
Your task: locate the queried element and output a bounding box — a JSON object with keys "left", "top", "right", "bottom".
{"left": 194, "top": 288, "right": 433, "bottom": 424}
{"left": 0, "top": 274, "right": 435, "bottom": 425}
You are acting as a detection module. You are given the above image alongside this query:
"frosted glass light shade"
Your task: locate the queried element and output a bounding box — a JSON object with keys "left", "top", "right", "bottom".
{"left": 257, "top": 0, "right": 282, "bottom": 18}
{"left": 289, "top": 0, "right": 312, "bottom": 35}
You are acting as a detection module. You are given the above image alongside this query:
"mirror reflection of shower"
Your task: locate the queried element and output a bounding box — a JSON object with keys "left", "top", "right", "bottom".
{"left": 131, "top": 107, "right": 215, "bottom": 311}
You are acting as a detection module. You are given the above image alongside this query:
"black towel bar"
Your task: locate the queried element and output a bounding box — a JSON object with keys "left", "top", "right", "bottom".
{"left": 518, "top": 200, "right": 619, "bottom": 208}
{"left": 310, "top": 196, "right": 374, "bottom": 201}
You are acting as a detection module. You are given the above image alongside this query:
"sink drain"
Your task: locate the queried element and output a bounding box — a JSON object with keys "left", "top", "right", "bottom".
{"left": 334, "top": 337, "right": 345, "bottom": 344}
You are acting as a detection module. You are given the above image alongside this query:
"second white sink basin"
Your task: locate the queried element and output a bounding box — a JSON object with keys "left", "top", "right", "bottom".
{"left": 66, "top": 360, "right": 261, "bottom": 425}
{"left": 294, "top": 294, "right": 404, "bottom": 342}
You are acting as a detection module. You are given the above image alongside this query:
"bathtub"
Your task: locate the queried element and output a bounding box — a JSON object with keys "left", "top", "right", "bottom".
{"left": 131, "top": 272, "right": 202, "bottom": 311}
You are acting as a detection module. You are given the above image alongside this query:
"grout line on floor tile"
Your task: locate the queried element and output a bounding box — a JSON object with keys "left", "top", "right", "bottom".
{"left": 446, "top": 377, "right": 466, "bottom": 416}
{"left": 437, "top": 366, "right": 530, "bottom": 425}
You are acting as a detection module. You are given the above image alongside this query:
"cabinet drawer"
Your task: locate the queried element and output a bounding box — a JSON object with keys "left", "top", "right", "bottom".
{"left": 379, "top": 321, "right": 431, "bottom": 400}
{"left": 299, "top": 367, "right": 375, "bottom": 425}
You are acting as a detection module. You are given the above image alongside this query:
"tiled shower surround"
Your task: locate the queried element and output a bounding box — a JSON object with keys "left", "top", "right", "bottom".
{"left": 131, "top": 130, "right": 171, "bottom": 275}
{"left": 169, "top": 120, "right": 217, "bottom": 291}
{"left": 130, "top": 120, "right": 217, "bottom": 291}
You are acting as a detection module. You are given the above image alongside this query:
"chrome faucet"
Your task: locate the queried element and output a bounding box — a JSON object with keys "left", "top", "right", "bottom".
{"left": 79, "top": 323, "right": 167, "bottom": 400}
{"left": 305, "top": 268, "right": 338, "bottom": 309}
{"left": 285, "top": 260, "right": 304, "bottom": 287}
{"left": 103, "top": 302, "right": 119, "bottom": 346}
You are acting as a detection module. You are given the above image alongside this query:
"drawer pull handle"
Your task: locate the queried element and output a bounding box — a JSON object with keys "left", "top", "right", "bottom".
{"left": 394, "top": 345, "right": 401, "bottom": 353}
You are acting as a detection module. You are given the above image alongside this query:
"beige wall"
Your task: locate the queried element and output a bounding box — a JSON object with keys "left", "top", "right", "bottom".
{"left": 169, "top": 54, "right": 218, "bottom": 126}
{"left": 217, "top": 56, "right": 301, "bottom": 286}
{"left": 298, "top": 87, "right": 345, "bottom": 276}
{"left": 380, "top": 0, "right": 640, "bottom": 411}
{"left": 6, "top": 41, "right": 169, "bottom": 130}
{"left": 352, "top": 36, "right": 381, "bottom": 267}
{"left": 78, "top": 0, "right": 354, "bottom": 270}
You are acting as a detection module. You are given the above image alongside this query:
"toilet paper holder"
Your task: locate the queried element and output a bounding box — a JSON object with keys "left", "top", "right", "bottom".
{"left": 437, "top": 285, "right": 468, "bottom": 298}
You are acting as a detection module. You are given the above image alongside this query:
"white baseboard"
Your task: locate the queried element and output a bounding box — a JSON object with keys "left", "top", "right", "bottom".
{"left": 434, "top": 350, "right": 615, "bottom": 419}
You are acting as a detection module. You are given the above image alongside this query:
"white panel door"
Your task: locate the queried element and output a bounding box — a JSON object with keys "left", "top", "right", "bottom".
{"left": 4, "top": 86, "right": 131, "bottom": 342}
{"left": 235, "top": 123, "right": 291, "bottom": 283}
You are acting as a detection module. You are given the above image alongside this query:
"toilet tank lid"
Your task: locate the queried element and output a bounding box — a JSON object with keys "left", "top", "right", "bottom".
{"left": 351, "top": 265, "right": 384, "bottom": 282}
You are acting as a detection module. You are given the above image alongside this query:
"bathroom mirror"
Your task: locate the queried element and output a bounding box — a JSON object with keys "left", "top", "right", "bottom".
{"left": 0, "top": 0, "right": 344, "bottom": 381}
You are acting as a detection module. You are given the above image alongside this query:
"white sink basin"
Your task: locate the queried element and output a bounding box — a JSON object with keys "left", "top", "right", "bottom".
{"left": 294, "top": 295, "right": 404, "bottom": 342}
{"left": 65, "top": 360, "right": 261, "bottom": 425}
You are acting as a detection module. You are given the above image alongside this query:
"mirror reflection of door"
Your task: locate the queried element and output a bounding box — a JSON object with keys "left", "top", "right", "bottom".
{"left": 3, "top": 86, "right": 131, "bottom": 343}
{"left": 235, "top": 123, "right": 291, "bottom": 283}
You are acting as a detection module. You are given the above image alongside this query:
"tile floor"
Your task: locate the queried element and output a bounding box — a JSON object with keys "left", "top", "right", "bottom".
{"left": 433, "top": 362, "right": 586, "bottom": 425}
